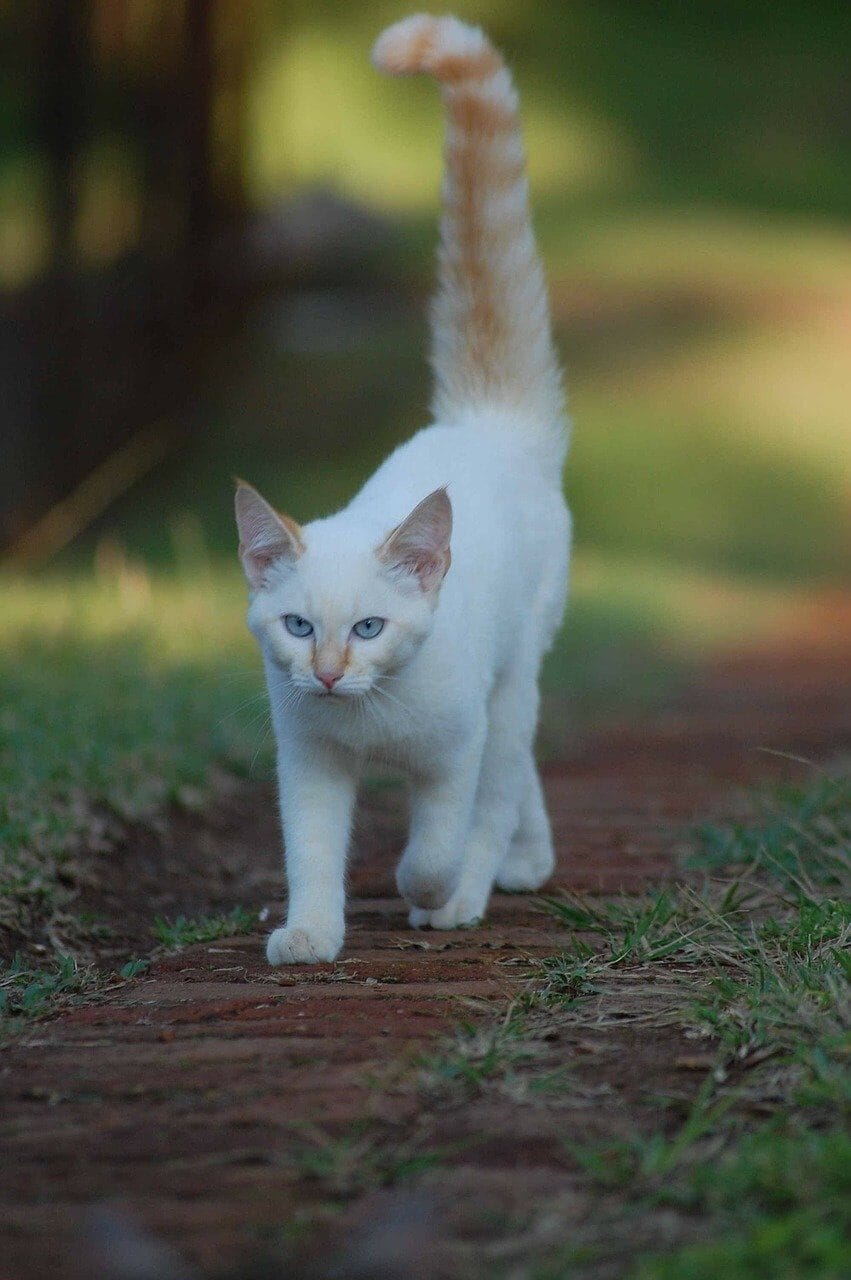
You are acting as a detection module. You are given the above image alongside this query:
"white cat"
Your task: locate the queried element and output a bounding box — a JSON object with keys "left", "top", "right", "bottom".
{"left": 235, "top": 13, "right": 571, "bottom": 964}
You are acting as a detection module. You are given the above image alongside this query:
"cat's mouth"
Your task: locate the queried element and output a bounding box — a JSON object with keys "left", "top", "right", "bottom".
{"left": 311, "top": 684, "right": 365, "bottom": 700}
{"left": 293, "top": 674, "right": 370, "bottom": 700}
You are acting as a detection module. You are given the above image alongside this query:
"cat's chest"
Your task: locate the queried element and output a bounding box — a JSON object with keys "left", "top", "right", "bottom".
{"left": 301, "top": 690, "right": 461, "bottom": 775}
{"left": 316, "top": 705, "right": 428, "bottom": 765}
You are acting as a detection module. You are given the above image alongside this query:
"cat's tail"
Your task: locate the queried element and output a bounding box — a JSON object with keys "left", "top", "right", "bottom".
{"left": 372, "top": 14, "right": 567, "bottom": 472}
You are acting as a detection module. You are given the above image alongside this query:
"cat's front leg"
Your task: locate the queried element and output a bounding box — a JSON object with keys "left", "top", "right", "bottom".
{"left": 267, "top": 745, "right": 357, "bottom": 965}
{"left": 397, "top": 726, "right": 484, "bottom": 912}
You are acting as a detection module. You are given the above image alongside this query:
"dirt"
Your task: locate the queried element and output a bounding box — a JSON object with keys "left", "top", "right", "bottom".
{"left": 1, "top": 624, "right": 849, "bottom": 1279}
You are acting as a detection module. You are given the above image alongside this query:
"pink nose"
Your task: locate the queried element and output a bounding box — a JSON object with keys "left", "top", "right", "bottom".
{"left": 317, "top": 671, "right": 342, "bottom": 691}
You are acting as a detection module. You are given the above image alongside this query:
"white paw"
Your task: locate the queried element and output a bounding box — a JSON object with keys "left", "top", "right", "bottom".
{"left": 266, "top": 924, "right": 342, "bottom": 965}
{"left": 495, "top": 841, "right": 555, "bottom": 892}
{"left": 396, "top": 854, "right": 456, "bottom": 911}
{"left": 408, "top": 888, "right": 487, "bottom": 930}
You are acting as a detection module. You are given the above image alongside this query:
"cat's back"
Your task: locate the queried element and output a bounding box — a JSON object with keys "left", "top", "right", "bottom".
{"left": 350, "top": 419, "right": 570, "bottom": 622}
{"left": 352, "top": 422, "right": 563, "bottom": 540}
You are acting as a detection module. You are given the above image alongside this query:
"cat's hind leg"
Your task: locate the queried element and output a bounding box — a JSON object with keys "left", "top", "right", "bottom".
{"left": 495, "top": 754, "right": 555, "bottom": 891}
{"left": 397, "top": 718, "right": 486, "bottom": 913}
{"left": 411, "top": 665, "right": 536, "bottom": 929}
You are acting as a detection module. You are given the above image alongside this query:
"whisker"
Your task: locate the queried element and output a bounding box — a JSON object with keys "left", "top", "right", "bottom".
{"left": 235, "top": 704, "right": 275, "bottom": 742}
{"left": 371, "top": 682, "right": 417, "bottom": 732}
{"left": 249, "top": 714, "right": 274, "bottom": 776}
{"left": 212, "top": 689, "right": 270, "bottom": 730}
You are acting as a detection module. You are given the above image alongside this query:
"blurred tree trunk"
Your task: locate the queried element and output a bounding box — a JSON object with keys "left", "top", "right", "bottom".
{"left": 2, "top": 0, "right": 255, "bottom": 559}
{"left": 35, "top": 0, "right": 90, "bottom": 501}
{"left": 185, "top": 0, "right": 215, "bottom": 314}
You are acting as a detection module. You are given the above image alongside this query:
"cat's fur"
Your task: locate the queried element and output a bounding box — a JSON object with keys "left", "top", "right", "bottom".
{"left": 236, "top": 13, "right": 571, "bottom": 964}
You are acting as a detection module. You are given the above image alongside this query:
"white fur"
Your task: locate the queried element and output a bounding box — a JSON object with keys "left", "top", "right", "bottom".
{"left": 237, "top": 15, "right": 571, "bottom": 964}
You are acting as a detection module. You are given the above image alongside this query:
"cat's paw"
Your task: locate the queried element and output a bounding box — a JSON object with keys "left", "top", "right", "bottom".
{"left": 266, "top": 924, "right": 342, "bottom": 965}
{"left": 396, "top": 855, "right": 456, "bottom": 911}
{"left": 408, "top": 890, "right": 487, "bottom": 930}
{"left": 495, "top": 839, "right": 555, "bottom": 892}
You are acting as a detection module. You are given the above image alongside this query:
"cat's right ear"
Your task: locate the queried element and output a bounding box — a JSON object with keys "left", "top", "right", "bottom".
{"left": 234, "top": 480, "right": 304, "bottom": 589}
{"left": 377, "top": 486, "right": 452, "bottom": 597}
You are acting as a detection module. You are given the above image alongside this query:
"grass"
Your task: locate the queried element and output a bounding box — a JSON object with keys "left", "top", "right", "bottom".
{"left": 0, "top": 953, "right": 95, "bottom": 1027}
{"left": 419, "top": 1008, "right": 547, "bottom": 1098}
{"left": 546, "top": 768, "right": 850, "bottom": 1277}
{"left": 283, "top": 1121, "right": 449, "bottom": 1198}
{"left": 689, "top": 772, "right": 851, "bottom": 885}
{"left": 0, "top": 566, "right": 268, "bottom": 957}
{"left": 246, "top": 2, "right": 851, "bottom": 222}
{"left": 539, "top": 877, "right": 849, "bottom": 1112}
{"left": 634, "top": 1129, "right": 851, "bottom": 1280}
{"left": 0, "top": 949, "right": 148, "bottom": 1043}
{"left": 565, "top": 1076, "right": 735, "bottom": 1191}
{"left": 152, "top": 906, "right": 258, "bottom": 950}
{"left": 409, "top": 768, "right": 850, "bottom": 1278}
{"left": 0, "top": 911, "right": 254, "bottom": 1040}
{"left": 535, "top": 1129, "right": 851, "bottom": 1280}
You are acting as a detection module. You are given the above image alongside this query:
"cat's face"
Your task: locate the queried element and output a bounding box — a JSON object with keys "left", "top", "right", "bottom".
{"left": 236, "top": 483, "right": 451, "bottom": 700}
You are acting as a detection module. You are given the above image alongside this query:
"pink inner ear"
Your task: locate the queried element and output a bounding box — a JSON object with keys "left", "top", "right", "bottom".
{"left": 235, "top": 484, "right": 303, "bottom": 587}
{"left": 377, "top": 487, "right": 452, "bottom": 593}
{"left": 238, "top": 540, "right": 278, "bottom": 573}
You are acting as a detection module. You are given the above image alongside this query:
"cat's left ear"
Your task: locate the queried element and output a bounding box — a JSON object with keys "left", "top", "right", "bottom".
{"left": 235, "top": 480, "right": 304, "bottom": 589}
{"left": 377, "top": 486, "right": 452, "bottom": 597}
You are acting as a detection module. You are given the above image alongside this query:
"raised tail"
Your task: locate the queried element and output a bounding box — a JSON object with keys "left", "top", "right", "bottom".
{"left": 372, "top": 13, "right": 567, "bottom": 471}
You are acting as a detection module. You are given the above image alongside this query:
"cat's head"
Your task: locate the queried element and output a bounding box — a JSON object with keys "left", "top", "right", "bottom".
{"left": 235, "top": 482, "right": 452, "bottom": 699}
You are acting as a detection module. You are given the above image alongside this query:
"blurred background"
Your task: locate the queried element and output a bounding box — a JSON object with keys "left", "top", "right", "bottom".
{"left": 1, "top": 0, "right": 850, "bottom": 851}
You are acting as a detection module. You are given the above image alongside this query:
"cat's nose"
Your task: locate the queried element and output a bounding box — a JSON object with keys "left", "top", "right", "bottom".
{"left": 317, "top": 670, "right": 342, "bottom": 691}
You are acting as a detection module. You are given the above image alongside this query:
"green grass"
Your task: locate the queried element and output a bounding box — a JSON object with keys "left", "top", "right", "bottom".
{"left": 537, "top": 1129, "right": 851, "bottom": 1280}
{"left": 634, "top": 1129, "right": 851, "bottom": 1280}
{"left": 565, "top": 1077, "right": 734, "bottom": 1191}
{"left": 283, "top": 1121, "right": 449, "bottom": 1198}
{"left": 689, "top": 773, "right": 851, "bottom": 885}
{"left": 540, "top": 803, "right": 849, "bottom": 1107}
{"left": 537, "top": 770, "right": 849, "bottom": 1277}
{"left": 410, "top": 769, "right": 850, "bottom": 1278}
{"left": 0, "top": 949, "right": 152, "bottom": 1040}
{"left": 0, "top": 568, "right": 269, "bottom": 955}
{"left": 0, "top": 953, "right": 93, "bottom": 1020}
{"left": 420, "top": 1010, "right": 543, "bottom": 1097}
{"left": 152, "top": 906, "right": 259, "bottom": 950}
{"left": 246, "top": 2, "right": 850, "bottom": 222}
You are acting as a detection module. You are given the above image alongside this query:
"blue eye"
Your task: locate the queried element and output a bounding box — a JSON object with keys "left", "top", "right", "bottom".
{"left": 352, "top": 617, "right": 384, "bottom": 640}
{"left": 284, "top": 614, "right": 313, "bottom": 638}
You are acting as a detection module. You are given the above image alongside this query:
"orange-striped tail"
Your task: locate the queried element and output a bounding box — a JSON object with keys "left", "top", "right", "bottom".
{"left": 373, "top": 14, "right": 566, "bottom": 470}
